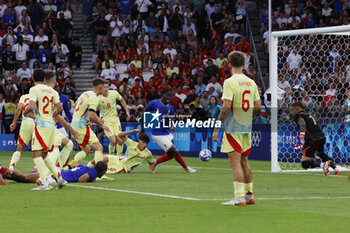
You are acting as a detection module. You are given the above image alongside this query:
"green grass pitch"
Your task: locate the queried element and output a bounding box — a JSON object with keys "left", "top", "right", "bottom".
{"left": 1, "top": 152, "right": 349, "bottom": 233}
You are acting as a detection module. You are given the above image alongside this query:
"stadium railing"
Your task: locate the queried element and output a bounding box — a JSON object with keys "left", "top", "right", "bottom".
{"left": 245, "top": 14, "right": 266, "bottom": 91}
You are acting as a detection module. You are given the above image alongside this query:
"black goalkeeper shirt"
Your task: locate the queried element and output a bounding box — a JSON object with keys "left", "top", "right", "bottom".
{"left": 294, "top": 111, "right": 325, "bottom": 143}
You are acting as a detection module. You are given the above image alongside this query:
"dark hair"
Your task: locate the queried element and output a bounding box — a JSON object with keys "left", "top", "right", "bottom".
{"left": 291, "top": 101, "right": 305, "bottom": 109}
{"left": 95, "top": 161, "right": 108, "bottom": 173}
{"left": 228, "top": 51, "right": 245, "bottom": 68}
{"left": 45, "top": 71, "right": 56, "bottom": 82}
{"left": 92, "top": 78, "right": 105, "bottom": 87}
{"left": 161, "top": 87, "right": 172, "bottom": 96}
{"left": 33, "top": 69, "right": 46, "bottom": 82}
{"left": 138, "top": 133, "right": 150, "bottom": 144}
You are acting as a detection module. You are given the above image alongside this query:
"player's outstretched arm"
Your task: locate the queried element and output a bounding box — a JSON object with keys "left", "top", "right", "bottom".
{"left": 55, "top": 115, "right": 79, "bottom": 139}
{"left": 295, "top": 117, "right": 306, "bottom": 149}
{"left": 77, "top": 173, "right": 90, "bottom": 182}
{"left": 149, "top": 162, "right": 155, "bottom": 174}
{"left": 10, "top": 102, "right": 24, "bottom": 132}
{"left": 120, "top": 98, "right": 130, "bottom": 121}
{"left": 0, "top": 174, "right": 9, "bottom": 185}
{"left": 118, "top": 129, "right": 140, "bottom": 142}
{"left": 88, "top": 110, "right": 111, "bottom": 132}
{"left": 53, "top": 102, "right": 63, "bottom": 118}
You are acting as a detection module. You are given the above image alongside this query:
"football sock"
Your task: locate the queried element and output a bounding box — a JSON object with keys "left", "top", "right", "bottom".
{"left": 94, "top": 151, "right": 103, "bottom": 162}
{"left": 58, "top": 141, "right": 73, "bottom": 168}
{"left": 48, "top": 147, "right": 60, "bottom": 164}
{"left": 9, "top": 151, "right": 21, "bottom": 168}
{"left": 44, "top": 157, "right": 61, "bottom": 179}
{"left": 244, "top": 182, "right": 253, "bottom": 194}
{"left": 109, "top": 144, "right": 115, "bottom": 155}
{"left": 33, "top": 157, "right": 50, "bottom": 181}
{"left": 174, "top": 154, "right": 188, "bottom": 169}
{"left": 117, "top": 144, "right": 123, "bottom": 156}
{"left": 70, "top": 151, "right": 87, "bottom": 166}
{"left": 301, "top": 160, "right": 320, "bottom": 169}
{"left": 233, "top": 182, "right": 245, "bottom": 198}
{"left": 87, "top": 161, "right": 94, "bottom": 167}
{"left": 156, "top": 153, "right": 172, "bottom": 164}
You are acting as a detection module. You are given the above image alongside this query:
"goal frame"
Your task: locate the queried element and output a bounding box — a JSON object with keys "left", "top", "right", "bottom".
{"left": 270, "top": 25, "right": 350, "bottom": 172}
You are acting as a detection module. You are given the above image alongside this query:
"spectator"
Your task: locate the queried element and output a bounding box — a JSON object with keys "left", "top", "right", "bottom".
{"left": 22, "top": 26, "right": 33, "bottom": 45}
{"left": 236, "top": 36, "right": 250, "bottom": 54}
{"left": 44, "top": 0, "right": 57, "bottom": 16}
{"left": 3, "top": 7, "right": 17, "bottom": 29}
{"left": 95, "top": 12, "right": 109, "bottom": 51}
{"left": 210, "top": 5, "right": 225, "bottom": 36}
{"left": 37, "top": 42, "right": 52, "bottom": 69}
{"left": 205, "top": 0, "right": 216, "bottom": 19}
{"left": 166, "top": 61, "right": 179, "bottom": 77}
{"left": 205, "top": 96, "right": 221, "bottom": 120}
{"left": 169, "top": 90, "right": 182, "bottom": 111}
{"left": 57, "top": 3, "right": 72, "bottom": 22}
{"left": 216, "top": 51, "right": 228, "bottom": 68}
{"left": 3, "top": 26, "right": 17, "bottom": 47}
{"left": 195, "top": 76, "right": 206, "bottom": 96}
{"left": 175, "top": 86, "right": 187, "bottom": 103}
{"left": 135, "top": 91, "right": 146, "bottom": 107}
{"left": 16, "top": 61, "right": 31, "bottom": 82}
{"left": 56, "top": 12, "right": 72, "bottom": 44}
{"left": 286, "top": 47, "right": 302, "bottom": 71}
{"left": 34, "top": 28, "right": 48, "bottom": 48}
{"left": 69, "top": 38, "right": 82, "bottom": 69}
{"left": 182, "top": 16, "right": 197, "bottom": 36}
{"left": 304, "top": 13, "right": 317, "bottom": 28}
{"left": 2, "top": 95, "right": 17, "bottom": 133}
{"left": 130, "top": 54, "right": 142, "bottom": 69}
{"left": 12, "top": 36, "right": 29, "bottom": 69}
{"left": 17, "top": 78, "right": 30, "bottom": 96}
{"left": 200, "top": 91, "right": 210, "bottom": 109}
{"left": 135, "top": 0, "right": 153, "bottom": 20}
{"left": 61, "top": 77, "right": 76, "bottom": 101}
{"left": 100, "top": 61, "right": 118, "bottom": 81}
{"left": 204, "top": 60, "right": 219, "bottom": 84}
{"left": 205, "top": 76, "right": 223, "bottom": 96}
{"left": 146, "top": 85, "right": 160, "bottom": 102}
{"left": 192, "top": 5, "right": 209, "bottom": 40}
{"left": 52, "top": 40, "right": 70, "bottom": 66}
{"left": 2, "top": 45, "right": 16, "bottom": 78}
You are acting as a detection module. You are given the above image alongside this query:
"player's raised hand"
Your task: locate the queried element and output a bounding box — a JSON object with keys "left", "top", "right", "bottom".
{"left": 126, "top": 112, "right": 131, "bottom": 122}
{"left": 212, "top": 128, "right": 219, "bottom": 142}
{"left": 133, "top": 129, "right": 140, "bottom": 134}
{"left": 10, "top": 123, "right": 16, "bottom": 132}
{"left": 295, "top": 133, "right": 305, "bottom": 149}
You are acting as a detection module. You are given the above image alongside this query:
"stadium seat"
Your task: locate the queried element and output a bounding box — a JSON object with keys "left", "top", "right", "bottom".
{"left": 115, "top": 64, "right": 128, "bottom": 74}
{"left": 142, "top": 71, "right": 154, "bottom": 82}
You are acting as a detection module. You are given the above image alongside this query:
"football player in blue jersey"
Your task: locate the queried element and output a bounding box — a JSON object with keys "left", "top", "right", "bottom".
{"left": 145, "top": 88, "right": 197, "bottom": 173}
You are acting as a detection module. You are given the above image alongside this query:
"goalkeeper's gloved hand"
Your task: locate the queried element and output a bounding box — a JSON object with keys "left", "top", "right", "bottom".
{"left": 295, "top": 132, "right": 305, "bottom": 149}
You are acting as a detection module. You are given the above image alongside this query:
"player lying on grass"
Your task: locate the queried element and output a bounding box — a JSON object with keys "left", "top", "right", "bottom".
{"left": 59, "top": 161, "right": 107, "bottom": 183}
{"left": 145, "top": 88, "right": 197, "bottom": 173}
{"left": 87, "top": 129, "right": 155, "bottom": 174}
{"left": 290, "top": 101, "right": 341, "bottom": 175}
{"left": 0, "top": 164, "right": 40, "bottom": 185}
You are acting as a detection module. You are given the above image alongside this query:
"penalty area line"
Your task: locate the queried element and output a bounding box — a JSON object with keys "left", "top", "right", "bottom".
{"left": 67, "top": 184, "right": 350, "bottom": 201}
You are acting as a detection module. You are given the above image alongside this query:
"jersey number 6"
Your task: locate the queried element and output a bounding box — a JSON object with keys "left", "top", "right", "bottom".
{"left": 242, "top": 90, "right": 251, "bottom": 112}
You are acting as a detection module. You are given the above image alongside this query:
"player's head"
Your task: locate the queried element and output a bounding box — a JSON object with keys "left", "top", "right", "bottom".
{"left": 94, "top": 161, "right": 108, "bottom": 178}
{"left": 33, "top": 69, "right": 46, "bottom": 83}
{"left": 45, "top": 71, "right": 56, "bottom": 88}
{"left": 160, "top": 88, "right": 172, "bottom": 105}
{"left": 138, "top": 133, "right": 150, "bottom": 151}
{"left": 290, "top": 101, "right": 305, "bottom": 115}
{"left": 103, "top": 81, "right": 109, "bottom": 95}
{"left": 228, "top": 51, "right": 245, "bottom": 69}
{"left": 92, "top": 78, "right": 105, "bottom": 95}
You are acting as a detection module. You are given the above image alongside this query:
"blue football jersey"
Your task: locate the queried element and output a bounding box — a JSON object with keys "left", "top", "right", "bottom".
{"left": 61, "top": 165, "right": 98, "bottom": 182}
{"left": 145, "top": 99, "right": 175, "bottom": 136}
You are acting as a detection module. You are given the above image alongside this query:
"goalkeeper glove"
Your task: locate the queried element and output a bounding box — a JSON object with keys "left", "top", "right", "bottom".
{"left": 295, "top": 132, "right": 305, "bottom": 149}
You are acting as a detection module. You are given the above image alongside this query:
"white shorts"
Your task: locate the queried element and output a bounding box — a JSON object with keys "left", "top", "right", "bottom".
{"left": 57, "top": 127, "right": 69, "bottom": 138}
{"left": 152, "top": 134, "right": 174, "bottom": 152}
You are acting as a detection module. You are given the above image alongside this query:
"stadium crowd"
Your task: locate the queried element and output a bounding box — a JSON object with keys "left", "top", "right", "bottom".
{"left": 259, "top": 0, "right": 350, "bottom": 123}
{"left": 0, "top": 0, "right": 270, "bottom": 134}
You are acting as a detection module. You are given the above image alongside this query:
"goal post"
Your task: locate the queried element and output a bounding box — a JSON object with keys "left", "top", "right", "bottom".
{"left": 270, "top": 25, "right": 350, "bottom": 172}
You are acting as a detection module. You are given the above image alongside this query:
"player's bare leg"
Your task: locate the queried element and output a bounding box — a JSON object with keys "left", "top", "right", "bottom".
{"left": 9, "top": 144, "right": 25, "bottom": 170}
{"left": 108, "top": 135, "right": 117, "bottom": 155}
{"left": 5, "top": 170, "right": 40, "bottom": 183}
{"left": 91, "top": 143, "right": 113, "bottom": 180}
{"left": 221, "top": 151, "right": 246, "bottom": 206}
{"left": 241, "top": 155, "right": 255, "bottom": 205}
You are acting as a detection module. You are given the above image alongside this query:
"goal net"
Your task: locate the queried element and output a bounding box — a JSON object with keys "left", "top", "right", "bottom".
{"left": 270, "top": 25, "right": 350, "bottom": 172}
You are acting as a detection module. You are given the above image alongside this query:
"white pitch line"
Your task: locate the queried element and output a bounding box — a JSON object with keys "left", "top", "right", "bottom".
{"left": 68, "top": 184, "right": 350, "bottom": 201}
{"left": 0, "top": 155, "right": 347, "bottom": 177}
